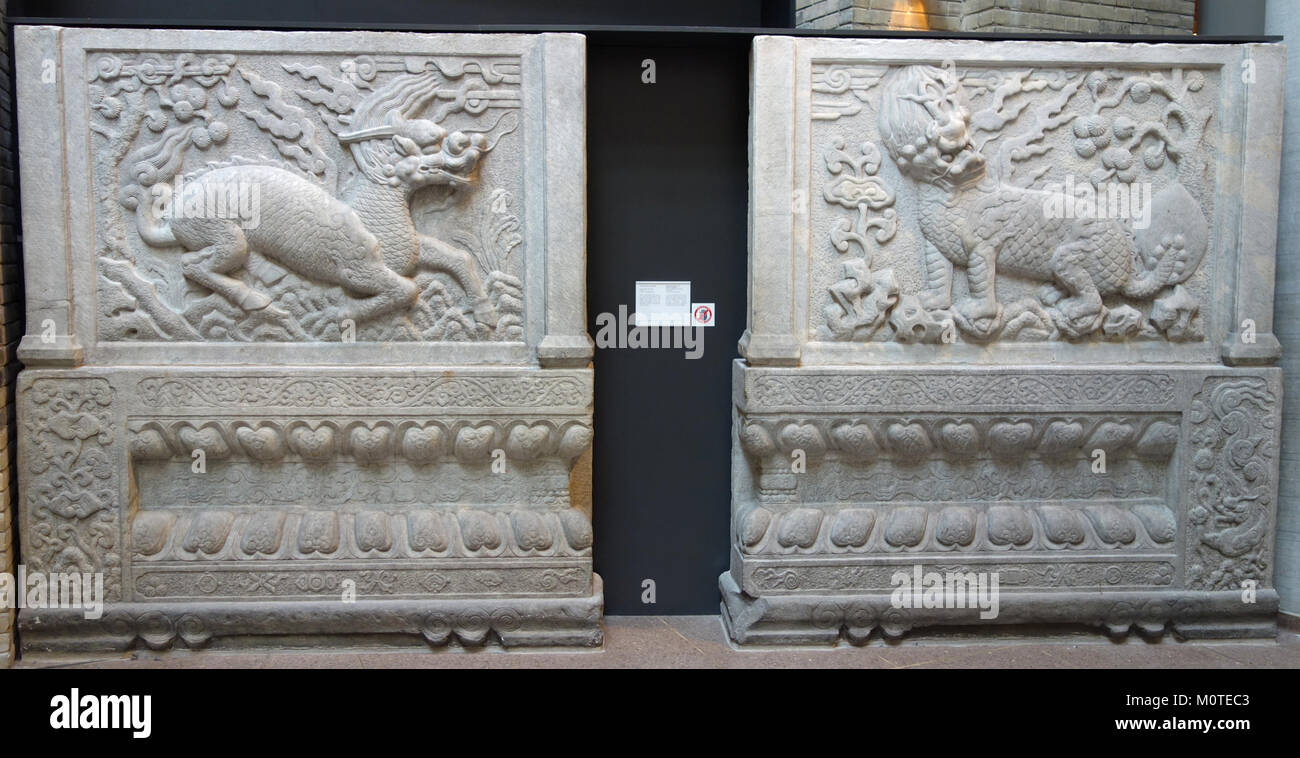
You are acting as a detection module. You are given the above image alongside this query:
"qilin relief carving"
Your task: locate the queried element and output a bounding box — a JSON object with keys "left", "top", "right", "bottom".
{"left": 1186, "top": 378, "right": 1276, "bottom": 591}
{"left": 816, "top": 61, "right": 1214, "bottom": 344}
{"left": 21, "top": 379, "right": 122, "bottom": 601}
{"left": 91, "top": 52, "right": 525, "bottom": 342}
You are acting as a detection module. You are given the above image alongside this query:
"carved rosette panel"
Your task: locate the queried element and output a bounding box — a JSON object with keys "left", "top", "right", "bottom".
{"left": 21, "top": 378, "right": 122, "bottom": 601}
{"left": 811, "top": 60, "right": 1218, "bottom": 347}
{"left": 1185, "top": 377, "right": 1277, "bottom": 591}
{"left": 90, "top": 51, "right": 525, "bottom": 343}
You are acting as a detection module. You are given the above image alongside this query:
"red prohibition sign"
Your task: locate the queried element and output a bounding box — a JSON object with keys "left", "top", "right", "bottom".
{"left": 693, "top": 304, "right": 713, "bottom": 324}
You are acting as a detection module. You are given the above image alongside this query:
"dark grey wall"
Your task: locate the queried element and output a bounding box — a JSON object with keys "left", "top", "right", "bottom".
{"left": 8, "top": 0, "right": 796, "bottom": 28}
{"left": 1199, "top": 0, "right": 1267, "bottom": 35}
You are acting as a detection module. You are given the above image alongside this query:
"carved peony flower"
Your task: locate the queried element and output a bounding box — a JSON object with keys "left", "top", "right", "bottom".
{"left": 89, "top": 88, "right": 123, "bottom": 120}
{"left": 1112, "top": 116, "right": 1136, "bottom": 140}
{"left": 1101, "top": 147, "right": 1137, "bottom": 182}
{"left": 167, "top": 85, "right": 208, "bottom": 123}
{"left": 1085, "top": 71, "right": 1109, "bottom": 94}
{"left": 171, "top": 84, "right": 208, "bottom": 109}
{"left": 1072, "top": 115, "right": 1111, "bottom": 158}
{"left": 1130, "top": 80, "right": 1153, "bottom": 103}
{"left": 206, "top": 121, "right": 230, "bottom": 144}
{"left": 1073, "top": 114, "right": 1109, "bottom": 143}
{"left": 50, "top": 412, "right": 102, "bottom": 441}
{"left": 145, "top": 109, "right": 168, "bottom": 132}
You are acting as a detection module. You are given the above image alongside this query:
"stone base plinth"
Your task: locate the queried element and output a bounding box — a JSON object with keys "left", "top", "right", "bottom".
{"left": 20, "top": 577, "right": 604, "bottom": 652}
{"left": 721, "top": 573, "right": 1276, "bottom": 646}
{"left": 17, "top": 366, "right": 600, "bottom": 650}
{"left": 725, "top": 361, "right": 1282, "bottom": 645}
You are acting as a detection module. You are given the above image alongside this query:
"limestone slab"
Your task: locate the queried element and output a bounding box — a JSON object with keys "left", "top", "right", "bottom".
{"left": 741, "top": 37, "right": 1283, "bottom": 366}
{"left": 14, "top": 27, "right": 598, "bottom": 650}
{"left": 729, "top": 36, "right": 1286, "bottom": 644}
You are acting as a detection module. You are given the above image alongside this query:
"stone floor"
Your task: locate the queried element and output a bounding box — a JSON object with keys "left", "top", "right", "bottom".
{"left": 13, "top": 615, "right": 1300, "bottom": 668}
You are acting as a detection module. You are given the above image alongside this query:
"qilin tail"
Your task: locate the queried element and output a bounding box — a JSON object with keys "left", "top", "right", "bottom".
{"left": 118, "top": 124, "right": 205, "bottom": 247}
{"left": 1121, "top": 182, "right": 1208, "bottom": 300}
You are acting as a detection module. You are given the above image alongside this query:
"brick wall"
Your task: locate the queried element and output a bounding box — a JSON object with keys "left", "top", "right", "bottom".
{"left": 796, "top": 0, "right": 1196, "bottom": 34}
{"left": 0, "top": 0, "right": 18, "bottom": 666}
{"left": 797, "top": 0, "right": 964, "bottom": 30}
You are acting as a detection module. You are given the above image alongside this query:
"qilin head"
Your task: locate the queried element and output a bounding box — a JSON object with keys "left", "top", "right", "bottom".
{"left": 878, "top": 63, "right": 985, "bottom": 190}
{"left": 340, "top": 68, "right": 514, "bottom": 191}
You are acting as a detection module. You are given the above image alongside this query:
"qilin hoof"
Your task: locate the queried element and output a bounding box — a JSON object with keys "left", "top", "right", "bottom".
{"left": 1052, "top": 298, "right": 1105, "bottom": 339}
{"left": 472, "top": 298, "right": 499, "bottom": 329}
{"left": 239, "top": 289, "right": 274, "bottom": 311}
{"left": 952, "top": 299, "right": 1003, "bottom": 341}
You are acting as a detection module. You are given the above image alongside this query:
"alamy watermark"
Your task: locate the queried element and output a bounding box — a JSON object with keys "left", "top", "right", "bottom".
{"left": 890, "top": 565, "right": 1000, "bottom": 620}
{"left": 1041, "top": 176, "right": 1152, "bottom": 230}
{"left": 594, "top": 304, "right": 704, "bottom": 359}
{"left": 150, "top": 175, "right": 261, "bottom": 229}
{"left": 0, "top": 565, "right": 104, "bottom": 619}
{"left": 50, "top": 688, "right": 152, "bottom": 739}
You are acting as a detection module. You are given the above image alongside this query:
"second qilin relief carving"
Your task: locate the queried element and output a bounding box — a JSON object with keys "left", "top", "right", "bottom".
{"left": 93, "top": 52, "right": 525, "bottom": 342}
{"left": 815, "top": 61, "right": 1214, "bottom": 344}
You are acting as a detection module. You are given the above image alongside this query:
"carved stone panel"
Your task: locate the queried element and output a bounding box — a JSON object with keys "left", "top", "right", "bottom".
{"left": 743, "top": 38, "right": 1283, "bottom": 367}
{"left": 729, "top": 37, "right": 1284, "bottom": 645}
{"left": 14, "top": 28, "right": 598, "bottom": 651}
{"left": 17, "top": 27, "right": 591, "bottom": 368}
